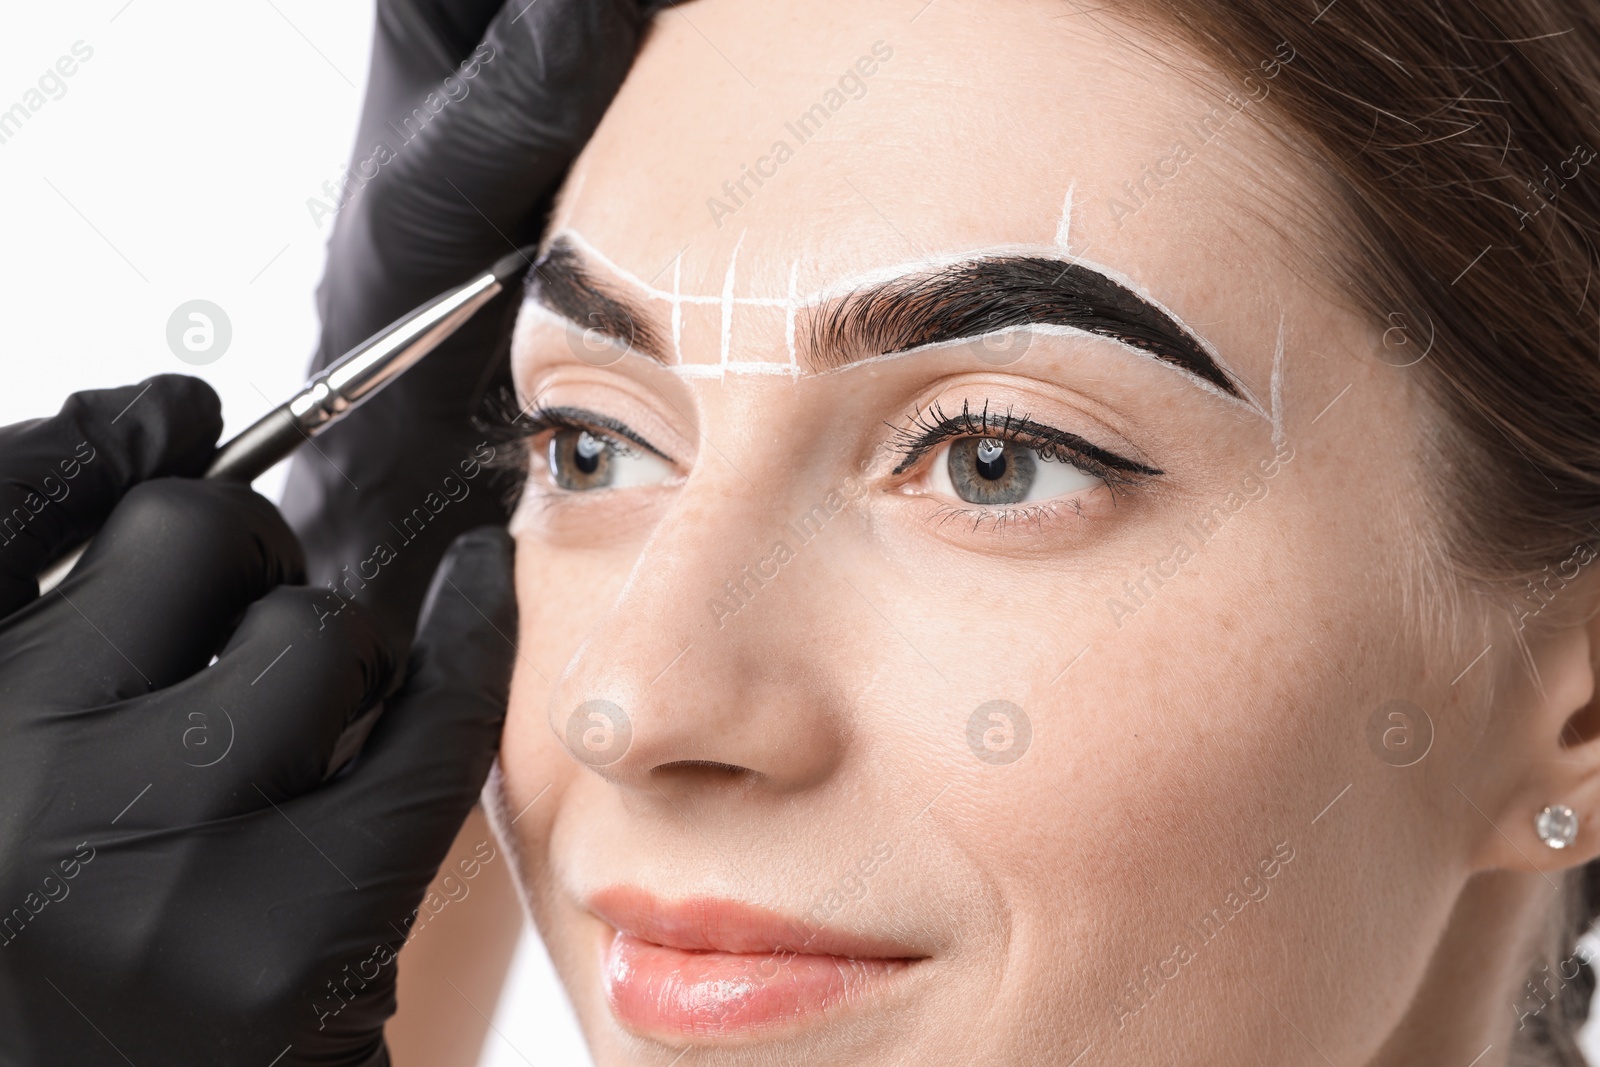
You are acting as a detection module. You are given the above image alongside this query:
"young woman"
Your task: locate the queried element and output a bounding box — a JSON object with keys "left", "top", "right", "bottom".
{"left": 3, "top": 1, "right": 1596, "bottom": 1065}
{"left": 478, "top": 0, "right": 1600, "bottom": 1063}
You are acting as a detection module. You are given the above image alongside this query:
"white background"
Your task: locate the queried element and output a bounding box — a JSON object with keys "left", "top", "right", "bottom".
{"left": 0, "top": 3, "right": 585, "bottom": 1064}
{"left": 6, "top": 4, "right": 1600, "bottom": 1065}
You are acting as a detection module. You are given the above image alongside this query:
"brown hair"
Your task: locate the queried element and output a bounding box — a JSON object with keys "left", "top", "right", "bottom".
{"left": 1110, "top": 0, "right": 1600, "bottom": 1057}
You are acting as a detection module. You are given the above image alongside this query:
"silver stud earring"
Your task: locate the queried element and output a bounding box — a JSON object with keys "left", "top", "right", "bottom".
{"left": 1536, "top": 805, "right": 1580, "bottom": 850}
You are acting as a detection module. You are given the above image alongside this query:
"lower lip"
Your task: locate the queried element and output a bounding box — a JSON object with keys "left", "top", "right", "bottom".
{"left": 602, "top": 931, "right": 911, "bottom": 1038}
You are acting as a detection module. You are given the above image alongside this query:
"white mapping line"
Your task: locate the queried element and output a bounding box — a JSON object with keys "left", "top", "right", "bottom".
{"left": 539, "top": 226, "right": 1269, "bottom": 417}
{"left": 555, "top": 228, "right": 771, "bottom": 307}
{"left": 518, "top": 300, "right": 580, "bottom": 335}
{"left": 674, "top": 361, "right": 797, "bottom": 378}
{"left": 517, "top": 266, "right": 799, "bottom": 378}
{"left": 1055, "top": 183, "right": 1075, "bottom": 250}
{"left": 520, "top": 296, "right": 1260, "bottom": 411}
{"left": 785, "top": 259, "right": 800, "bottom": 374}
{"left": 719, "top": 229, "right": 745, "bottom": 379}
{"left": 1269, "top": 312, "right": 1286, "bottom": 450}
{"left": 671, "top": 252, "right": 683, "bottom": 365}
{"left": 555, "top": 225, "right": 1243, "bottom": 357}
{"left": 814, "top": 322, "right": 1256, "bottom": 413}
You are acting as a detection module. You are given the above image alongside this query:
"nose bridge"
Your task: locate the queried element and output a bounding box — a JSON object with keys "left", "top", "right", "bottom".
{"left": 547, "top": 467, "right": 852, "bottom": 792}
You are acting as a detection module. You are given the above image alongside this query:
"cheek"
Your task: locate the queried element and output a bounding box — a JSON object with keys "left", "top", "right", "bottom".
{"left": 509, "top": 528, "right": 642, "bottom": 699}
{"left": 1007, "top": 518, "right": 1458, "bottom": 1052}
{"left": 911, "top": 464, "right": 1448, "bottom": 1036}
{"left": 497, "top": 535, "right": 633, "bottom": 892}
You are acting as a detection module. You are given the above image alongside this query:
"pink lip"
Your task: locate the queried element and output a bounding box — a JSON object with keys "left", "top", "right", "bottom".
{"left": 590, "top": 887, "right": 921, "bottom": 1039}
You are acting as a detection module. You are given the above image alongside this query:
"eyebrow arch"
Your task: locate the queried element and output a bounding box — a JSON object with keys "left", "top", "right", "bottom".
{"left": 525, "top": 235, "right": 1241, "bottom": 400}
{"left": 804, "top": 256, "right": 1241, "bottom": 396}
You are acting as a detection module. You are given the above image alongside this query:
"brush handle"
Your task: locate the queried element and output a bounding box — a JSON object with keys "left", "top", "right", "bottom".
{"left": 35, "top": 263, "right": 515, "bottom": 596}
{"left": 204, "top": 406, "right": 303, "bottom": 483}
{"left": 205, "top": 271, "right": 505, "bottom": 483}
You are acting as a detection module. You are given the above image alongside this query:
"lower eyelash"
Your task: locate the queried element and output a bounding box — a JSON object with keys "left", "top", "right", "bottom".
{"left": 482, "top": 387, "right": 1144, "bottom": 528}
{"left": 922, "top": 496, "right": 1091, "bottom": 534}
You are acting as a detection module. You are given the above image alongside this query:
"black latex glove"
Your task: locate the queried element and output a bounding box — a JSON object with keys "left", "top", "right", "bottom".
{"left": 281, "top": 0, "right": 647, "bottom": 650}
{"left": 0, "top": 377, "right": 516, "bottom": 1066}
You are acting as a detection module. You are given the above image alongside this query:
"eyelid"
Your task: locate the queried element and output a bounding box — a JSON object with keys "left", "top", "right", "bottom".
{"left": 887, "top": 398, "right": 1163, "bottom": 480}
{"left": 520, "top": 404, "right": 677, "bottom": 465}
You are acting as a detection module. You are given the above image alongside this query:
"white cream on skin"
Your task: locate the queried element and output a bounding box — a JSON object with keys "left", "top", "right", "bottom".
{"left": 515, "top": 184, "right": 1281, "bottom": 431}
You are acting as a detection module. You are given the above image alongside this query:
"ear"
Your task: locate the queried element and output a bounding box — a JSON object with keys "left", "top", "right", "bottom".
{"left": 1471, "top": 577, "right": 1600, "bottom": 873}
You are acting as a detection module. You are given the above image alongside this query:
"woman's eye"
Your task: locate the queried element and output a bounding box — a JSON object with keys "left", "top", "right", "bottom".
{"left": 931, "top": 436, "right": 1101, "bottom": 505}
{"left": 546, "top": 428, "right": 674, "bottom": 491}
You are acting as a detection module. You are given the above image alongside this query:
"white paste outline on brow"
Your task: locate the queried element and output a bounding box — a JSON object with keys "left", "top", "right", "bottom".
{"left": 671, "top": 250, "right": 684, "bottom": 365}
{"left": 528, "top": 225, "right": 1268, "bottom": 421}
{"left": 815, "top": 322, "right": 1251, "bottom": 413}
{"left": 514, "top": 301, "right": 798, "bottom": 378}
{"left": 785, "top": 260, "right": 800, "bottom": 374}
{"left": 720, "top": 229, "right": 744, "bottom": 374}
{"left": 1055, "top": 182, "right": 1075, "bottom": 251}
{"left": 1269, "top": 311, "right": 1286, "bottom": 450}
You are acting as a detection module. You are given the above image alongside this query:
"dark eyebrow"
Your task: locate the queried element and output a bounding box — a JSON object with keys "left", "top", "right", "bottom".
{"left": 803, "top": 256, "right": 1240, "bottom": 396}
{"left": 528, "top": 237, "right": 1239, "bottom": 398}
{"left": 526, "top": 239, "right": 670, "bottom": 361}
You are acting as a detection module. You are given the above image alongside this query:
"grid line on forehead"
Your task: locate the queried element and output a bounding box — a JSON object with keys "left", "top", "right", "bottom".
{"left": 522, "top": 227, "right": 1267, "bottom": 417}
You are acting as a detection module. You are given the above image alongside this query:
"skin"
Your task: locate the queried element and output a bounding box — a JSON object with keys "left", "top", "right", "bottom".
{"left": 483, "top": 1, "right": 1600, "bottom": 1063}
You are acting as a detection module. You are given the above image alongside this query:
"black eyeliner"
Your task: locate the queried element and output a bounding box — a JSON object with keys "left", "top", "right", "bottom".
{"left": 514, "top": 403, "right": 674, "bottom": 463}
{"left": 887, "top": 398, "right": 1162, "bottom": 479}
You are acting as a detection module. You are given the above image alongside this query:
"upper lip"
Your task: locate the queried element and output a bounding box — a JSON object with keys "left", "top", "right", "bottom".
{"left": 588, "top": 886, "right": 925, "bottom": 960}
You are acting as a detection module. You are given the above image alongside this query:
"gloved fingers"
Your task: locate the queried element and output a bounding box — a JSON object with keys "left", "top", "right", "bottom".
{"left": 0, "top": 375, "right": 221, "bottom": 617}
{"left": 307, "top": 527, "right": 515, "bottom": 879}
{"left": 118, "top": 585, "right": 396, "bottom": 828}
{"left": 364, "top": 0, "right": 509, "bottom": 119}
{"left": 325, "top": 0, "right": 646, "bottom": 317}
{"left": 280, "top": 419, "right": 516, "bottom": 656}
{"left": 284, "top": 0, "right": 644, "bottom": 656}
{"left": 3, "top": 478, "right": 305, "bottom": 706}
{"left": 335, "top": 0, "right": 509, "bottom": 304}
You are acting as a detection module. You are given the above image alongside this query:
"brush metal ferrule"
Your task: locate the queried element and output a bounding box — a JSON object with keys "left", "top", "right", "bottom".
{"left": 205, "top": 271, "right": 504, "bottom": 482}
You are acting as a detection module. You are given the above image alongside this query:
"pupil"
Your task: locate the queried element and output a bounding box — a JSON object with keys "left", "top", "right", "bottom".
{"left": 975, "top": 438, "right": 1007, "bottom": 480}
{"left": 575, "top": 431, "right": 604, "bottom": 474}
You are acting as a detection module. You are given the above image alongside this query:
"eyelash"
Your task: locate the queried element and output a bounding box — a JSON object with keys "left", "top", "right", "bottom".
{"left": 486, "top": 392, "right": 1161, "bottom": 532}
{"left": 885, "top": 398, "right": 1161, "bottom": 531}
{"left": 496, "top": 401, "right": 670, "bottom": 471}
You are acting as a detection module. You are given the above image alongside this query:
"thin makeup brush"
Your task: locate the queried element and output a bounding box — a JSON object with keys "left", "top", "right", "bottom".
{"left": 37, "top": 245, "right": 538, "bottom": 593}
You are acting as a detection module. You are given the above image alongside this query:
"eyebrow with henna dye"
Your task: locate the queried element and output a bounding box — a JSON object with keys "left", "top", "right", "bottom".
{"left": 802, "top": 254, "right": 1240, "bottom": 396}
{"left": 521, "top": 232, "right": 1256, "bottom": 411}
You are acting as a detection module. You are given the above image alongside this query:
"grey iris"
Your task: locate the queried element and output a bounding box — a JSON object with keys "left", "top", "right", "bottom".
{"left": 948, "top": 437, "right": 1037, "bottom": 504}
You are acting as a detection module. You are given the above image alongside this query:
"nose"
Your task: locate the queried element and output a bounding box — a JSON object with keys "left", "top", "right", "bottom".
{"left": 546, "top": 484, "right": 853, "bottom": 796}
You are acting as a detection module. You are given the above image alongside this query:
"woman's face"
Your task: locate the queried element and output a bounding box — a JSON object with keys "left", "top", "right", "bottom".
{"left": 491, "top": 1, "right": 1548, "bottom": 1062}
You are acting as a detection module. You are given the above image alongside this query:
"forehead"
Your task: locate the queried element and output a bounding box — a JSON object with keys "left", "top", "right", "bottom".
{"left": 551, "top": 0, "right": 1293, "bottom": 308}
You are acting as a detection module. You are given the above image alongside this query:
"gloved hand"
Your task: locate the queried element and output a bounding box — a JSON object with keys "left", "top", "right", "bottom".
{"left": 0, "top": 376, "right": 516, "bottom": 1067}
{"left": 282, "top": 0, "right": 649, "bottom": 649}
